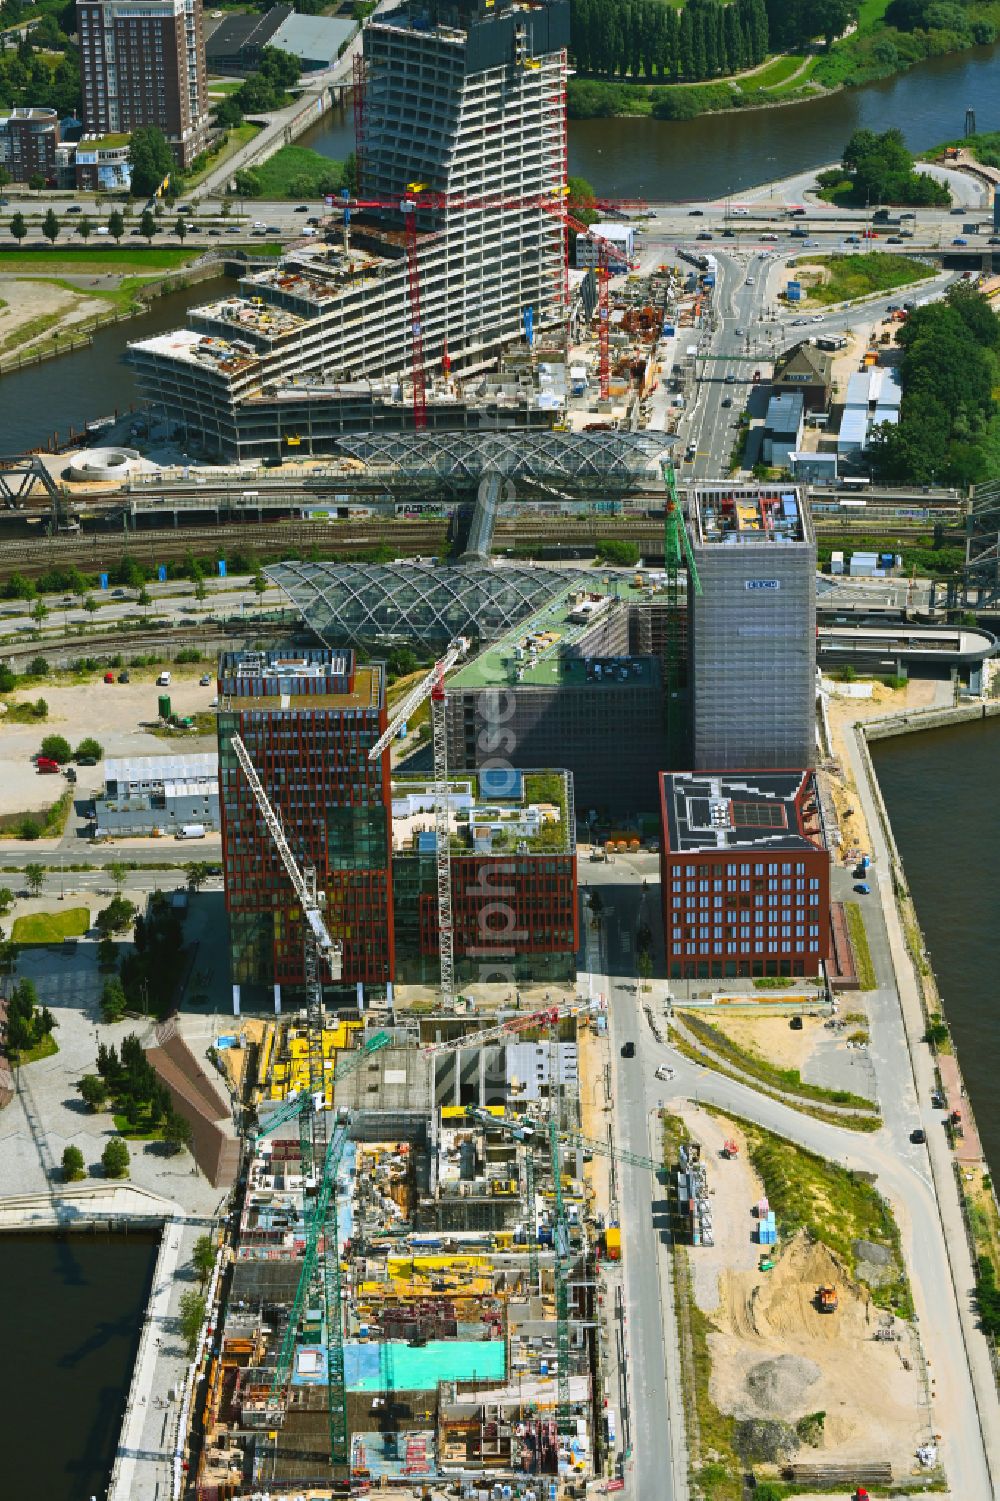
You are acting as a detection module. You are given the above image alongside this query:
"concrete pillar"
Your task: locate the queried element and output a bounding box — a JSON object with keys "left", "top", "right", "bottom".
{"left": 357, "top": 981, "right": 365, "bottom": 1013}
{"left": 232, "top": 984, "right": 241, "bottom": 1016}
{"left": 385, "top": 981, "right": 394, "bottom": 1017}
{"left": 273, "top": 983, "right": 281, "bottom": 1016}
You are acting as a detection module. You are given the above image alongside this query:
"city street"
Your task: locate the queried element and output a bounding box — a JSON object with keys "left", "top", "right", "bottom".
{"left": 579, "top": 843, "right": 999, "bottom": 1500}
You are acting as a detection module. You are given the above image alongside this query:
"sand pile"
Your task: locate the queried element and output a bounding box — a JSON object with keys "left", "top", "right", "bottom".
{"left": 745, "top": 1354, "right": 821, "bottom": 1414}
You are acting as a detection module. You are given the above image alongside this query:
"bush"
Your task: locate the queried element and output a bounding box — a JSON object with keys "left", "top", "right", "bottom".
{"left": 61, "top": 1145, "right": 86, "bottom": 1182}
{"left": 95, "top": 896, "right": 139, "bottom": 937}
{"left": 75, "top": 737, "right": 104, "bottom": 761}
{"left": 595, "top": 539, "right": 640, "bottom": 567}
{"left": 28, "top": 657, "right": 49, "bottom": 677}
{"left": 101, "top": 1137, "right": 130, "bottom": 1178}
{"left": 179, "top": 1289, "right": 206, "bottom": 1356}
{"left": 39, "top": 734, "right": 72, "bottom": 764}
{"left": 18, "top": 818, "right": 42, "bottom": 841}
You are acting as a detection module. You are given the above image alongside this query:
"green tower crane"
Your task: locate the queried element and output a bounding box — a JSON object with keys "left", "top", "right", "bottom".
{"left": 661, "top": 460, "right": 702, "bottom": 767}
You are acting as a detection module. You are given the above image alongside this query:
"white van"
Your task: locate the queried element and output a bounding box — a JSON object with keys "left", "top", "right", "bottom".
{"left": 156, "top": 671, "right": 171, "bottom": 687}
{"left": 176, "top": 824, "right": 206, "bottom": 840}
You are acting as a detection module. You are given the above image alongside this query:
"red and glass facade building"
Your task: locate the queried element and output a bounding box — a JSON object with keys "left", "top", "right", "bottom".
{"left": 659, "top": 769, "right": 830, "bottom": 980}
{"left": 217, "top": 648, "right": 394, "bottom": 997}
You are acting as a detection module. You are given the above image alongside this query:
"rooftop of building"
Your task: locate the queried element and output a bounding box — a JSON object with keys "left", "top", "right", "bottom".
{"left": 845, "top": 365, "right": 902, "bottom": 409}
{"left": 391, "top": 768, "right": 574, "bottom": 855}
{"left": 448, "top": 580, "right": 658, "bottom": 690}
{"left": 104, "top": 752, "right": 218, "bottom": 787}
{"left": 764, "top": 391, "right": 804, "bottom": 436}
{"left": 661, "top": 770, "right": 825, "bottom": 855}
{"left": 218, "top": 646, "right": 384, "bottom": 711}
{"left": 773, "top": 340, "right": 833, "bottom": 381}
{"left": 128, "top": 326, "right": 260, "bottom": 379}
{"left": 690, "top": 482, "right": 812, "bottom": 546}
{"left": 76, "top": 132, "right": 130, "bottom": 151}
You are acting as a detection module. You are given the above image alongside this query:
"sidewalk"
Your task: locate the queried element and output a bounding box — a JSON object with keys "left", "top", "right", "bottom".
{"left": 846, "top": 718, "right": 1000, "bottom": 1491}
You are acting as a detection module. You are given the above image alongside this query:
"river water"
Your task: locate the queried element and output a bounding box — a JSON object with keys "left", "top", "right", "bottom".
{"left": 872, "top": 720, "right": 1000, "bottom": 1176}
{"left": 0, "top": 1231, "right": 159, "bottom": 1500}
{"left": 303, "top": 40, "right": 1000, "bottom": 199}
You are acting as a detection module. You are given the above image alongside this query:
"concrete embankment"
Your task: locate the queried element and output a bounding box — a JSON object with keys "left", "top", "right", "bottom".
{"left": 863, "top": 699, "right": 1000, "bottom": 741}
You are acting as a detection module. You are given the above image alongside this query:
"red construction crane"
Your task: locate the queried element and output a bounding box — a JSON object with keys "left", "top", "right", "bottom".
{"left": 335, "top": 187, "right": 619, "bottom": 423}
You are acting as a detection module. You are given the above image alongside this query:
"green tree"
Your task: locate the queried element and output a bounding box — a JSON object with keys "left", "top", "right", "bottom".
{"left": 108, "top": 860, "right": 127, "bottom": 892}
{"left": 83, "top": 594, "right": 98, "bottom": 614}
{"left": 108, "top": 209, "right": 125, "bottom": 243}
{"left": 139, "top": 208, "right": 157, "bottom": 244}
{"left": 75, "top": 736, "right": 104, "bottom": 761}
{"left": 96, "top": 896, "right": 139, "bottom": 938}
{"left": 78, "top": 1073, "right": 109, "bottom": 1110}
{"left": 39, "top": 733, "right": 72, "bottom": 763}
{"left": 31, "top": 598, "right": 49, "bottom": 628}
{"left": 194, "top": 575, "right": 207, "bottom": 603}
{"left": 137, "top": 586, "right": 152, "bottom": 610}
{"left": 0, "top": 887, "right": 13, "bottom": 915}
{"left": 174, "top": 215, "right": 188, "bottom": 242}
{"left": 638, "top": 948, "right": 653, "bottom": 987}
{"left": 25, "top": 864, "right": 45, "bottom": 898}
{"left": 102, "top": 1137, "right": 130, "bottom": 1178}
{"left": 100, "top": 976, "right": 128, "bottom": 1023}
{"left": 179, "top": 1289, "right": 206, "bottom": 1356}
{"left": 62, "top": 1144, "right": 86, "bottom": 1181}
{"left": 128, "top": 126, "right": 174, "bottom": 197}
{"left": 77, "top": 215, "right": 93, "bottom": 241}
{"left": 185, "top": 861, "right": 211, "bottom": 892}
{"left": 10, "top": 212, "right": 28, "bottom": 245}
{"left": 41, "top": 208, "right": 60, "bottom": 244}
{"left": 164, "top": 1111, "right": 193, "bottom": 1155}
{"left": 192, "top": 1233, "right": 216, "bottom": 1284}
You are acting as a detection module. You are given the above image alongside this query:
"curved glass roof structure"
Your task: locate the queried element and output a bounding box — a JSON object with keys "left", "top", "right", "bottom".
{"left": 334, "top": 430, "right": 676, "bottom": 493}
{"left": 268, "top": 561, "right": 579, "bottom": 653}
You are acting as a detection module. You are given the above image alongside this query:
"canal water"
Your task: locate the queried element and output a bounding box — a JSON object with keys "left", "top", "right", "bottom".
{"left": 0, "top": 1231, "right": 159, "bottom": 1501}
{"left": 871, "top": 719, "right": 1000, "bottom": 1177}
{"left": 1, "top": 279, "right": 226, "bottom": 455}
{"left": 303, "top": 40, "right": 1000, "bottom": 199}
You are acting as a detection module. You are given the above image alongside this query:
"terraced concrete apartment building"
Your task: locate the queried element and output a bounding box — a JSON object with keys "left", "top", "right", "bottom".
{"left": 129, "top": 0, "right": 570, "bottom": 457}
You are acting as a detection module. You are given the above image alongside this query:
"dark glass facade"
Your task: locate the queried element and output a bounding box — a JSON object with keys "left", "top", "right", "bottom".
{"left": 218, "top": 649, "right": 393, "bottom": 992}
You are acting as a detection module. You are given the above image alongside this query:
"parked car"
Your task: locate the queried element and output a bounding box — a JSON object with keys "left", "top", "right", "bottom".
{"left": 199, "top": 673, "right": 212, "bottom": 686}
{"left": 37, "top": 756, "right": 61, "bottom": 773}
{"left": 77, "top": 755, "right": 98, "bottom": 766}
{"left": 789, "top": 1015, "right": 804, "bottom": 1031}
{"left": 104, "top": 670, "right": 115, "bottom": 683}
{"left": 118, "top": 670, "right": 130, "bottom": 683}
{"left": 64, "top": 766, "right": 77, "bottom": 783}
{"left": 952, "top": 237, "right": 968, "bottom": 246}
{"left": 853, "top": 882, "right": 871, "bottom": 894}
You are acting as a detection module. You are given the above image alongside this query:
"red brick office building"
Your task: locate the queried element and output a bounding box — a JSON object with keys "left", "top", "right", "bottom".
{"left": 217, "top": 648, "right": 394, "bottom": 998}
{"left": 659, "top": 770, "right": 830, "bottom": 980}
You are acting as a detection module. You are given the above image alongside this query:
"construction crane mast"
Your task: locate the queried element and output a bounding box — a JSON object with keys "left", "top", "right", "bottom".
{"left": 231, "top": 733, "right": 343, "bottom": 1177}
{"left": 660, "top": 461, "right": 702, "bottom": 767}
{"left": 368, "top": 637, "right": 469, "bottom": 1009}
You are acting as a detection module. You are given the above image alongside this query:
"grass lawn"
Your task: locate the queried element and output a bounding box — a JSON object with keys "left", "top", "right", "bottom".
{"left": 184, "top": 122, "right": 261, "bottom": 189}
{"left": 9, "top": 1033, "right": 58, "bottom": 1065}
{"left": 845, "top": 900, "right": 878, "bottom": 990}
{"left": 856, "top": 0, "right": 894, "bottom": 27}
{"left": 12, "top": 906, "right": 90, "bottom": 944}
{"left": 749, "top": 52, "right": 805, "bottom": 88}
{"left": 207, "top": 77, "right": 244, "bottom": 95}
{"left": 249, "top": 144, "right": 346, "bottom": 198}
{"left": 796, "top": 251, "right": 933, "bottom": 306}
{"left": 113, "top": 1105, "right": 167, "bottom": 1141}
{"left": 731, "top": 1113, "right": 913, "bottom": 1315}
{"left": 0, "top": 247, "right": 202, "bottom": 273}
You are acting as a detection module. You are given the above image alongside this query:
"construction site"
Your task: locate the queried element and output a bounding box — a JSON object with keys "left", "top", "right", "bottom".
{"left": 195, "top": 996, "right": 644, "bottom": 1497}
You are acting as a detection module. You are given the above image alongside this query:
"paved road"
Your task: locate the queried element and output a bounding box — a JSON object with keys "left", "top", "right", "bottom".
{"left": 581, "top": 842, "right": 998, "bottom": 1498}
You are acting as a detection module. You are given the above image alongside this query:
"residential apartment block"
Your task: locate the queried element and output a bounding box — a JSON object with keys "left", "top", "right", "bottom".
{"left": 0, "top": 107, "right": 60, "bottom": 183}
{"left": 217, "top": 648, "right": 394, "bottom": 1002}
{"left": 76, "top": 0, "right": 208, "bottom": 167}
{"left": 128, "top": 0, "right": 570, "bottom": 456}
{"left": 659, "top": 769, "right": 830, "bottom": 980}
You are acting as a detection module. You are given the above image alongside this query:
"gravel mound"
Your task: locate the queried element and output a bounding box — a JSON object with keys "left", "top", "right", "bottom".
{"left": 745, "top": 1353, "right": 821, "bottom": 1412}
{"left": 853, "top": 1238, "right": 892, "bottom": 1266}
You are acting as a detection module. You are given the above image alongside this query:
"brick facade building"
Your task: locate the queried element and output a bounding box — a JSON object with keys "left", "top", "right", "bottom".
{"left": 659, "top": 770, "right": 830, "bottom": 980}
{"left": 217, "top": 648, "right": 394, "bottom": 1002}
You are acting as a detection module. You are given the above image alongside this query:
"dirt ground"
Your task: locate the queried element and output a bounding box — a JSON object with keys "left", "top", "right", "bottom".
{"left": 822, "top": 677, "right": 946, "bottom": 862}
{"left": 0, "top": 275, "right": 109, "bottom": 348}
{"left": 677, "top": 1106, "right": 927, "bottom": 1476}
{"left": 0, "top": 669, "right": 217, "bottom": 817}
{"left": 708, "top": 1012, "right": 829, "bottom": 1074}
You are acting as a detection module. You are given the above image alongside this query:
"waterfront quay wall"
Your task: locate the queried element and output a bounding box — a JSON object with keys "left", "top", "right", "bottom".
{"left": 863, "top": 699, "right": 1000, "bottom": 742}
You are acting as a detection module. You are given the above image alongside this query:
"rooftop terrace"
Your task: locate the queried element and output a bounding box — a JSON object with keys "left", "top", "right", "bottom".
{"left": 691, "top": 482, "right": 811, "bottom": 546}
{"left": 661, "top": 770, "right": 825, "bottom": 855}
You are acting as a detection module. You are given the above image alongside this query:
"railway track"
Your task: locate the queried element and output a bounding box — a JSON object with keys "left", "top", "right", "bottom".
{"left": 0, "top": 511, "right": 963, "bottom": 578}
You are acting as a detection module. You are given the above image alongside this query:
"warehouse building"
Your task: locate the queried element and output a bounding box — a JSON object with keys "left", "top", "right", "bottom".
{"left": 93, "top": 753, "right": 219, "bottom": 837}
{"left": 688, "top": 483, "right": 816, "bottom": 772}
{"left": 659, "top": 769, "right": 830, "bottom": 980}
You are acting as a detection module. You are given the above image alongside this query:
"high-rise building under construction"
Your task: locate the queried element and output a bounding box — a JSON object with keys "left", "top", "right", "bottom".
{"left": 129, "top": 0, "right": 570, "bottom": 458}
